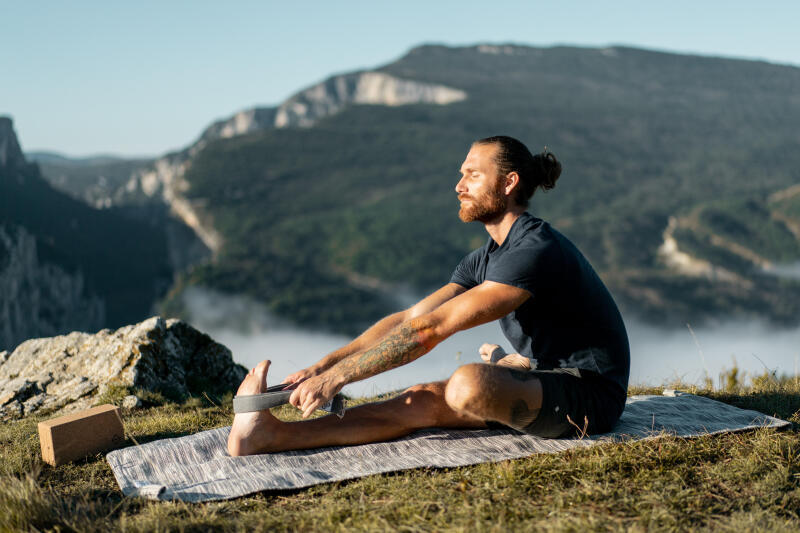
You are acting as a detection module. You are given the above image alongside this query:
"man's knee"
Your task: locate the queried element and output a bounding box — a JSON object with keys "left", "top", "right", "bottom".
{"left": 444, "top": 363, "right": 489, "bottom": 415}
{"left": 402, "top": 382, "right": 444, "bottom": 404}
{"left": 398, "top": 382, "right": 448, "bottom": 425}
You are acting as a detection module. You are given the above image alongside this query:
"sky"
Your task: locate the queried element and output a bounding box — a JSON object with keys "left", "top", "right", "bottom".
{"left": 2, "top": 0, "right": 799, "bottom": 157}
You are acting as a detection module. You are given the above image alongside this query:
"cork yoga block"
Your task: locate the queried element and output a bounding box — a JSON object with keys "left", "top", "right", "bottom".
{"left": 38, "top": 404, "right": 125, "bottom": 466}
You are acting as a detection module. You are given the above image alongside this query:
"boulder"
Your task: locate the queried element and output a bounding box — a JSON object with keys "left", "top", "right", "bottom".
{"left": 0, "top": 316, "right": 247, "bottom": 420}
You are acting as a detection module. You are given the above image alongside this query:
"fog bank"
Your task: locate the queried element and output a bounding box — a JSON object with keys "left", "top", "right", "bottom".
{"left": 182, "top": 287, "right": 800, "bottom": 397}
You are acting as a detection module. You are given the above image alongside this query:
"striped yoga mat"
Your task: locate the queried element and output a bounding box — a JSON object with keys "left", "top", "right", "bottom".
{"left": 106, "top": 392, "right": 789, "bottom": 502}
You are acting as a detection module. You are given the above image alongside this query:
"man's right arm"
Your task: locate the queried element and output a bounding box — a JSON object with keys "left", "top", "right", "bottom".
{"left": 282, "top": 283, "right": 467, "bottom": 384}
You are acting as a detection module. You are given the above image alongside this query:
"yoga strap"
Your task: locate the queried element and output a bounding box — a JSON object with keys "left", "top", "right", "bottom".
{"left": 233, "top": 390, "right": 345, "bottom": 418}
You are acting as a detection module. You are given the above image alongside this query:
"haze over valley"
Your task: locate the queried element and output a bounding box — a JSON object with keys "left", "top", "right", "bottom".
{"left": 181, "top": 287, "right": 800, "bottom": 396}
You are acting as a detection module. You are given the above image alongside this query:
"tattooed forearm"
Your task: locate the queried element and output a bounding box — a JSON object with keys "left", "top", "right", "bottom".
{"left": 331, "top": 319, "right": 435, "bottom": 384}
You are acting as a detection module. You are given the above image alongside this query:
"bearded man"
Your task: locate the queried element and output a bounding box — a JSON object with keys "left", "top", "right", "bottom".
{"left": 227, "top": 135, "right": 630, "bottom": 456}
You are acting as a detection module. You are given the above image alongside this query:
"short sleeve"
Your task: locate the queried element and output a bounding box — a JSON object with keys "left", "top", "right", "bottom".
{"left": 485, "top": 243, "right": 563, "bottom": 297}
{"left": 449, "top": 248, "right": 484, "bottom": 289}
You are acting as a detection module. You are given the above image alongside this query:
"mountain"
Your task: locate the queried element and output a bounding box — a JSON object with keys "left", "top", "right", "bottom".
{"left": 0, "top": 117, "right": 174, "bottom": 351}
{"left": 31, "top": 44, "right": 800, "bottom": 333}
{"left": 26, "top": 151, "right": 153, "bottom": 208}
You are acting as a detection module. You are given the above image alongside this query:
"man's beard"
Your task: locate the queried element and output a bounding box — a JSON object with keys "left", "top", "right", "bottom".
{"left": 458, "top": 180, "right": 508, "bottom": 223}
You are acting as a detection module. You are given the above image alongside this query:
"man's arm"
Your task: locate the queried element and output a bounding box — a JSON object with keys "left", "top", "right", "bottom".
{"left": 282, "top": 283, "right": 467, "bottom": 384}
{"left": 290, "top": 281, "right": 531, "bottom": 417}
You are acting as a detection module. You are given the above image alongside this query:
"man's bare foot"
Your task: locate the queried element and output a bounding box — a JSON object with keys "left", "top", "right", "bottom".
{"left": 496, "top": 353, "right": 532, "bottom": 370}
{"left": 227, "top": 359, "right": 285, "bottom": 456}
{"left": 479, "top": 343, "right": 507, "bottom": 363}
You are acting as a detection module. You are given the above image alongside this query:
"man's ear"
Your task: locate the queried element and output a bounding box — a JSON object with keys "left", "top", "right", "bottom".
{"left": 504, "top": 171, "right": 520, "bottom": 197}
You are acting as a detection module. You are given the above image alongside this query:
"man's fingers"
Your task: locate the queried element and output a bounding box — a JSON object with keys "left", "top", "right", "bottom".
{"left": 302, "top": 398, "right": 321, "bottom": 418}
{"left": 289, "top": 388, "right": 302, "bottom": 408}
{"left": 281, "top": 376, "right": 300, "bottom": 387}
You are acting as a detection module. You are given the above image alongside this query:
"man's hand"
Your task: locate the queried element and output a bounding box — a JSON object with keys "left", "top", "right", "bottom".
{"left": 281, "top": 366, "right": 321, "bottom": 388}
{"left": 289, "top": 371, "right": 345, "bottom": 418}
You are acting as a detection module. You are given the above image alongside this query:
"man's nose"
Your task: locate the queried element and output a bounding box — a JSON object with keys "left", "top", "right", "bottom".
{"left": 455, "top": 177, "right": 467, "bottom": 193}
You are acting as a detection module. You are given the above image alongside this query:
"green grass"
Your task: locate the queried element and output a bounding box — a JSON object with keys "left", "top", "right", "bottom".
{"left": 2, "top": 378, "right": 800, "bottom": 532}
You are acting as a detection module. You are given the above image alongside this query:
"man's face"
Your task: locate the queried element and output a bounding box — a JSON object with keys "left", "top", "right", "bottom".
{"left": 456, "top": 143, "right": 508, "bottom": 223}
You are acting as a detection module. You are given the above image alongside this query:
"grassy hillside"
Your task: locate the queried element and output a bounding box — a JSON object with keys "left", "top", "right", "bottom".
{"left": 165, "top": 44, "right": 800, "bottom": 331}
{"left": 2, "top": 375, "right": 799, "bottom": 531}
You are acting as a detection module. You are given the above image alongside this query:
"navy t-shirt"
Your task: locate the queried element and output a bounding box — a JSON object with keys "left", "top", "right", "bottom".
{"left": 450, "top": 212, "right": 630, "bottom": 393}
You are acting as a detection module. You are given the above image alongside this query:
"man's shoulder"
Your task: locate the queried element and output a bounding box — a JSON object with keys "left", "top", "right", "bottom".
{"left": 509, "top": 215, "right": 562, "bottom": 252}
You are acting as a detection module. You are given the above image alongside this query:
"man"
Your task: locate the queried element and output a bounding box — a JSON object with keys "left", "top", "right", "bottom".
{"left": 227, "top": 136, "right": 629, "bottom": 456}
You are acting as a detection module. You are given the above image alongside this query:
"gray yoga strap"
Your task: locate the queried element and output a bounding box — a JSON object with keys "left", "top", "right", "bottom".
{"left": 232, "top": 391, "right": 293, "bottom": 413}
{"left": 232, "top": 384, "right": 345, "bottom": 418}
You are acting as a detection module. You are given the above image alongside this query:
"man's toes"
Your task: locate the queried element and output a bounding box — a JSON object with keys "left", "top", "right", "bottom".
{"left": 253, "top": 359, "right": 272, "bottom": 388}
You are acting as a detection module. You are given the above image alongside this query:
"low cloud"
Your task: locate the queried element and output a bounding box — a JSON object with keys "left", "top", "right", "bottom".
{"left": 181, "top": 287, "right": 800, "bottom": 397}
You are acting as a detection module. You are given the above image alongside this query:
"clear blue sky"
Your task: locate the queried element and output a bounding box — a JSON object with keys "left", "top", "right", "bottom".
{"left": 2, "top": 0, "right": 798, "bottom": 157}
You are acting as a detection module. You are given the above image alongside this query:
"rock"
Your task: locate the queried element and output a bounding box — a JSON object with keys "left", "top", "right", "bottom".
{"left": 0, "top": 316, "right": 247, "bottom": 420}
{"left": 122, "top": 395, "right": 142, "bottom": 409}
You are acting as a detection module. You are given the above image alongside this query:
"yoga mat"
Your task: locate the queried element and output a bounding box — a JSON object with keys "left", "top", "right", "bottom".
{"left": 106, "top": 392, "right": 790, "bottom": 502}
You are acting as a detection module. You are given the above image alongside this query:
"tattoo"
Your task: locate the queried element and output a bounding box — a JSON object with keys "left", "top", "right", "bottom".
{"left": 509, "top": 399, "right": 540, "bottom": 430}
{"left": 333, "top": 321, "right": 430, "bottom": 383}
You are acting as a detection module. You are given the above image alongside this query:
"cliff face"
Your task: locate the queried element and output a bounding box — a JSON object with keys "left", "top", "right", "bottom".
{"left": 0, "top": 117, "right": 24, "bottom": 169}
{"left": 273, "top": 71, "right": 466, "bottom": 128}
{"left": 0, "top": 226, "right": 105, "bottom": 351}
{"left": 199, "top": 71, "right": 466, "bottom": 141}
{"left": 1, "top": 117, "right": 174, "bottom": 350}
{"left": 0, "top": 119, "right": 105, "bottom": 349}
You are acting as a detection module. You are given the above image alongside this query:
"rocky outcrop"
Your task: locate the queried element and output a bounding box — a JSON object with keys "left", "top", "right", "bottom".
{"left": 0, "top": 116, "right": 24, "bottom": 169}
{"left": 119, "top": 156, "right": 223, "bottom": 252}
{"left": 0, "top": 225, "right": 105, "bottom": 351}
{"left": 199, "top": 71, "right": 466, "bottom": 142}
{"left": 200, "top": 107, "right": 279, "bottom": 142}
{"left": 273, "top": 71, "right": 467, "bottom": 128}
{"left": 0, "top": 316, "right": 247, "bottom": 420}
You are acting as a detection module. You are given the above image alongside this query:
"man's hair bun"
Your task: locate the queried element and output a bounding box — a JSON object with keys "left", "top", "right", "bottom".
{"left": 533, "top": 151, "right": 561, "bottom": 191}
{"left": 474, "top": 136, "right": 562, "bottom": 207}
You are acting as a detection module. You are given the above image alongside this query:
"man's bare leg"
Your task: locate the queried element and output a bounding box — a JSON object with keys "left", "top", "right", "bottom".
{"left": 444, "top": 363, "right": 544, "bottom": 430}
{"left": 228, "top": 360, "right": 488, "bottom": 456}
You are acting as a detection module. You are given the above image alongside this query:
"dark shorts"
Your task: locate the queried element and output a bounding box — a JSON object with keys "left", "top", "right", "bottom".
{"left": 488, "top": 368, "right": 627, "bottom": 438}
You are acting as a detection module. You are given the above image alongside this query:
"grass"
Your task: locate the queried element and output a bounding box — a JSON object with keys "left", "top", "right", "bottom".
{"left": 2, "top": 376, "right": 800, "bottom": 532}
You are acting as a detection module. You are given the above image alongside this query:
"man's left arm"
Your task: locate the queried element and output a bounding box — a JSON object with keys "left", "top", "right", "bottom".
{"left": 290, "top": 281, "right": 530, "bottom": 417}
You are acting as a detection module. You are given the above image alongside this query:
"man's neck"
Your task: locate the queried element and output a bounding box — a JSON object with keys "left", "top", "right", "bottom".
{"left": 483, "top": 207, "right": 525, "bottom": 246}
